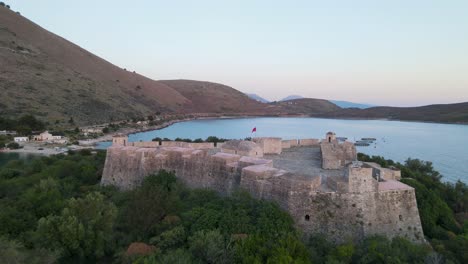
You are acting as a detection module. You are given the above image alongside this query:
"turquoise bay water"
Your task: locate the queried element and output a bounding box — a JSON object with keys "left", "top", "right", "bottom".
{"left": 100, "top": 117, "right": 467, "bottom": 183}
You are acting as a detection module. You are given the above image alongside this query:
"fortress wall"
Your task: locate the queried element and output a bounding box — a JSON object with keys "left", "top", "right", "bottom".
{"left": 283, "top": 139, "right": 299, "bottom": 147}
{"left": 160, "top": 141, "right": 189, "bottom": 147}
{"left": 364, "top": 189, "right": 425, "bottom": 242}
{"left": 102, "top": 147, "right": 158, "bottom": 189}
{"left": 221, "top": 147, "right": 263, "bottom": 157}
{"left": 102, "top": 144, "right": 425, "bottom": 244}
{"left": 132, "top": 141, "right": 160, "bottom": 148}
{"left": 298, "top": 139, "right": 320, "bottom": 146}
{"left": 364, "top": 162, "right": 402, "bottom": 181}
{"left": 347, "top": 167, "right": 379, "bottom": 193}
{"left": 281, "top": 140, "right": 291, "bottom": 149}
{"left": 253, "top": 137, "right": 282, "bottom": 154}
{"left": 240, "top": 166, "right": 322, "bottom": 212}
{"left": 381, "top": 168, "right": 401, "bottom": 180}
{"left": 187, "top": 142, "right": 215, "bottom": 149}
{"left": 174, "top": 151, "right": 241, "bottom": 194}
{"left": 101, "top": 146, "right": 241, "bottom": 193}
{"left": 321, "top": 142, "right": 357, "bottom": 169}
{"left": 290, "top": 189, "right": 424, "bottom": 243}
{"left": 291, "top": 192, "right": 367, "bottom": 243}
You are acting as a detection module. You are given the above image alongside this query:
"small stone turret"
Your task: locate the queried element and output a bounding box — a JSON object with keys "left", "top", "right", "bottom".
{"left": 112, "top": 134, "right": 128, "bottom": 146}
{"left": 325, "top": 131, "right": 336, "bottom": 143}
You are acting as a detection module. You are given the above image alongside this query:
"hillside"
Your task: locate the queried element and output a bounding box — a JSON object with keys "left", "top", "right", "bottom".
{"left": 160, "top": 80, "right": 266, "bottom": 114}
{"left": 0, "top": 7, "right": 265, "bottom": 125}
{"left": 272, "top": 98, "right": 342, "bottom": 115}
{"left": 246, "top": 93, "right": 269, "bottom": 103}
{"left": 320, "top": 102, "right": 468, "bottom": 123}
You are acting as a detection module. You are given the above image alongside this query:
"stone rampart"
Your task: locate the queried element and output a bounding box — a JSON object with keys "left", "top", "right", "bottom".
{"left": 132, "top": 141, "right": 160, "bottom": 148}
{"left": 101, "top": 135, "right": 424, "bottom": 244}
{"left": 298, "top": 138, "right": 320, "bottom": 146}
{"left": 253, "top": 137, "right": 282, "bottom": 154}
{"left": 321, "top": 141, "right": 357, "bottom": 169}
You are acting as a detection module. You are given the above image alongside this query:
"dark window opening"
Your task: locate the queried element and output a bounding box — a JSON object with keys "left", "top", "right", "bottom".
{"left": 328, "top": 137, "right": 331, "bottom": 143}
{"left": 399, "top": 215, "right": 403, "bottom": 221}
{"left": 305, "top": 215, "right": 310, "bottom": 221}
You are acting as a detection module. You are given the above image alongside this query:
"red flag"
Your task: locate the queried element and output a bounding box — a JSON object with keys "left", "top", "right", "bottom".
{"left": 252, "top": 127, "right": 257, "bottom": 133}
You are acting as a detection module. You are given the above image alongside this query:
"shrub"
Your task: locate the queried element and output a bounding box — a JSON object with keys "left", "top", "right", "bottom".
{"left": 6, "top": 142, "right": 20, "bottom": 149}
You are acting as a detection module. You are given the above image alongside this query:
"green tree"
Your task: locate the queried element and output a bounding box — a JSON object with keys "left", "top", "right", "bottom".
{"left": 119, "top": 171, "right": 184, "bottom": 240}
{"left": 36, "top": 192, "right": 117, "bottom": 259}
{"left": 189, "top": 229, "right": 232, "bottom": 263}
{"left": 0, "top": 236, "right": 57, "bottom": 264}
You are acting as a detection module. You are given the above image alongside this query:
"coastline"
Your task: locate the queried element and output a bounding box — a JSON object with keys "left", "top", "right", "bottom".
{"left": 79, "top": 113, "right": 311, "bottom": 145}
{"left": 81, "top": 114, "right": 468, "bottom": 146}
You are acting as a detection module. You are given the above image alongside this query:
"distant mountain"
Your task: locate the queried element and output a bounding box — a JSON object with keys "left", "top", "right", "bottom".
{"left": 246, "top": 93, "right": 270, "bottom": 103}
{"left": 329, "top": 100, "right": 375, "bottom": 109}
{"left": 280, "top": 95, "right": 304, "bottom": 101}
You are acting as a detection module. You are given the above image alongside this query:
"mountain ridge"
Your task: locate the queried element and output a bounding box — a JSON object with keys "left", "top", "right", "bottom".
{"left": 0, "top": 7, "right": 265, "bottom": 125}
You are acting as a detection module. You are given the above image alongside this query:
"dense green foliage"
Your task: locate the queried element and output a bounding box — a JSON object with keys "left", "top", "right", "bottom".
{"left": 0, "top": 115, "right": 46, "bottom": 135}
{"left": 6, "top": 142, "right": 21, "bottom": 149}
{"left": 359, "top": 153, "right": 468, "bottom": 263}
{"left": 0, "top": 151, "right": 464, "bottom": 263}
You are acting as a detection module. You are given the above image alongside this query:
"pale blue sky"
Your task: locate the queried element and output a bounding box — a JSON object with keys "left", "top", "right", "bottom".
{"left": 9, "top": 0, "right": 468, "bottom": 106}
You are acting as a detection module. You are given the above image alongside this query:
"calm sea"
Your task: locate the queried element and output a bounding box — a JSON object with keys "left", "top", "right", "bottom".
{"left": 98, "top": 117, "right": 468, "bottom": 184}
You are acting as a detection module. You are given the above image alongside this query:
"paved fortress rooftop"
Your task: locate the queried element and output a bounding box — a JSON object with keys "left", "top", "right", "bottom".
{"left": 102, "top": 133, "right": 425, "bottom": 243}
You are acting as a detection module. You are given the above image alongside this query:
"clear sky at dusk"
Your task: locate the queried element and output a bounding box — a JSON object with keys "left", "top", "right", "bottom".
{"left": 9, "top": 0, "right": 468, "bottom": 106}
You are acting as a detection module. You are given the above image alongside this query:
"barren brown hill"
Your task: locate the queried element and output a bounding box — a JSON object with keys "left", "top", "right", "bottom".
{"left": 0, "top": 7, "right": 266, "bottom": 125}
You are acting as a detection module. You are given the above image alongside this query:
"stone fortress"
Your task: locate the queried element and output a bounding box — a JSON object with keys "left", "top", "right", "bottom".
{"left": 102, "top": 132, "right": 425, "bottom": 243}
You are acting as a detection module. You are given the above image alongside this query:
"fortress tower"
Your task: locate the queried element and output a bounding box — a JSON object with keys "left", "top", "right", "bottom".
{"left": 321, "top": 132, "right": 356, "bottom": 169}
{"left": 112, "top": 134, "right": 128, "bottom": 146}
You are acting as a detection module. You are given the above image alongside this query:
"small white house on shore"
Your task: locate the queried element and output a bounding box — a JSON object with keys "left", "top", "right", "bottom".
{"left": 33, "top": 131, "right": 53, "bottom": 141}
{"left": 33, "top": 131, "right": 66, "bottom": 143}
{"left": 14, "top": 137, "right": 29, "bottom": 142}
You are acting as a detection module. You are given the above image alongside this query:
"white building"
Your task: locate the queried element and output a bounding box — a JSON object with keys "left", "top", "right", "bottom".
{"left": 33, "top": 131, "right": 66, "bottom": 143}
{"left": 33, "top": 131, "right": 53, "bottom": 141}
{"left": 14, "top": 137, "right": 29, "bottom": 142}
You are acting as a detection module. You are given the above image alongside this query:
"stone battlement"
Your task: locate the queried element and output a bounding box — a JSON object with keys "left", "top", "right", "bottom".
{"left": 102, "top": 133, "right": 424, "bottom": 243}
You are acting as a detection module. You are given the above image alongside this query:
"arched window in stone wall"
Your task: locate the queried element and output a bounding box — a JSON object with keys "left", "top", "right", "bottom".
{"left": 305, "top": 215, "right": 310, "bottom": 221}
